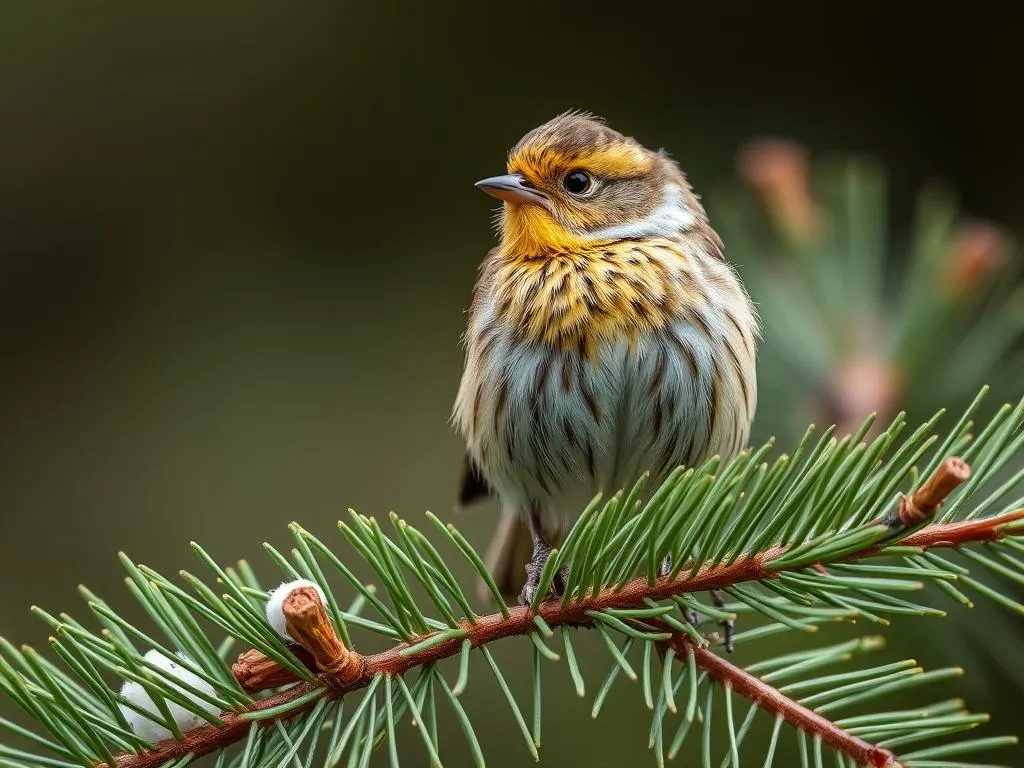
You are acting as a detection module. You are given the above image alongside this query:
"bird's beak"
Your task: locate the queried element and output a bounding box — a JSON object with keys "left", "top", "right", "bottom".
{"left": 474, "top": 174, "right": 549, "bottom": 206}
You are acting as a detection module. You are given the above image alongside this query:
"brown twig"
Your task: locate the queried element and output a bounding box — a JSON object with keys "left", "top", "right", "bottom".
{"left": 101, "top": 464, "right": 1024, "bottom": 768}
{"left": 680, "top": 638, "right": 900, "bottom": 767}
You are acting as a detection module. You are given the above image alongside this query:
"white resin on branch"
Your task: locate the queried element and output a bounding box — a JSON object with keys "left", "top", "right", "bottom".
{"left": 118, "top": 650, "right": 221, "bottom": 743}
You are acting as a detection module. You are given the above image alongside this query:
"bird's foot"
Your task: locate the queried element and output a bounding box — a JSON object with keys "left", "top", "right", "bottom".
{"left": 673, "top": 590, "right": 735, "bottom": 651}
{"left": 519, "top": 545, "right": 569, "bottom": 607}
{"left": 659, "top": 554, "right": 673, "bottom": 578}
{"left": 660, "top": 554, "right": 734, "bottom": 650}
{"left": 710, "top": 589, "right": 735, "bottom": 653}
{"left": 663, "top": 558, "right": 710, "bottom": 630}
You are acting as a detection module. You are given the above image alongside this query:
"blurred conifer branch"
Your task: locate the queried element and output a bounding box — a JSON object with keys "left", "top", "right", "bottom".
{"left": 710, "top": 137, "right": 1024, "bottom": 717}
{"left": 711, "top": 139, "right": 1022, "bottom": 440}
{"left": 0, "top": 390, "right": 1023, "bottom": 766}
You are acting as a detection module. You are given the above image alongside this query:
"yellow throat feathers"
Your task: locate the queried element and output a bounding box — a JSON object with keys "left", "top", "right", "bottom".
{"left": 492, "top": 240, "right": 696, "bottom": 358}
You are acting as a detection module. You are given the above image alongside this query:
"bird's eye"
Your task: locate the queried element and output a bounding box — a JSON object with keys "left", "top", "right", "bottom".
{"left": 563, "top": 170, "right": 593, "bottom": 195}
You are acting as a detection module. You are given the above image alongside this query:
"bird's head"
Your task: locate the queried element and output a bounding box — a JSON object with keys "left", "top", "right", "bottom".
{"left": 476, "top": 111, "right": 705, "bottom": 256}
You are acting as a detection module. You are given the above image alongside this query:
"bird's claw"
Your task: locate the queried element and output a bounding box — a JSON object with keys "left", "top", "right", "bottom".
{"left": 662, "top": 558, "right": 735, "bottom": 650}
{"left": 710, "top": 589, "right": 735, "bottom": 653}
{"left": 518, "top": 549, "right": 568, "bottom": 607}
{"left": 658, "top": 554, "right": 672, "bottom": 578}
{"left": 676, "top": 590, "right": 735, "bottom": 652}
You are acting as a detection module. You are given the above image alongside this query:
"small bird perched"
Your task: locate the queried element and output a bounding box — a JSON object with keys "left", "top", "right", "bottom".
{"left": 454, "top": 112, "right": 759, "bottom": 608}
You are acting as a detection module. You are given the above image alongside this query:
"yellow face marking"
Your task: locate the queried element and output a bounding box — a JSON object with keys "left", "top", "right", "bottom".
{"left": 560, "top": 143, "right": 653, "bottom": 178}
{"left": 507, "top": 143, "right": 652, "bottom": 183}
{"left": 499, "top": 204, "right": 593, "bottom": 256}
{"left": 498, "top": 142, "right": 657, "bottom": 256}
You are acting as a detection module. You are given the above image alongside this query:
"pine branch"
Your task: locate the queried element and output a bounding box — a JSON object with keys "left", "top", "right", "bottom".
{"left": 103, "top": 500, "right": 1022, "bottom": 767}
{"left": 3, "top": 390, "right": 1024, "bottom": 768}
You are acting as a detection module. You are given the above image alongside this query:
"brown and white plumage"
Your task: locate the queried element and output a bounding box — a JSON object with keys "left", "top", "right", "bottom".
{"left": 453, "top": 112, "right": 758, "bottom": 603}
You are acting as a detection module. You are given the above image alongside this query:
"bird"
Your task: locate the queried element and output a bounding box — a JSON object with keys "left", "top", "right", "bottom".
{"left": 453, "top": 111, "right": 759, "bottom": 613}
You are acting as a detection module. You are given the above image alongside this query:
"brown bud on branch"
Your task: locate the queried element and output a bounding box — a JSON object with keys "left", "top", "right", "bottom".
{"left": 232, "top": 646, "right": 318, "bottom": 693}
{"left": 826, "top": 351, "right": 904, "bottom": 440}
{"left": 893, "top": 457, "right": 971, "bottom": 526}
{"left": 942, "top": 220, "right": 1008, "bottom": 300}
{"left": 281, "top": 586, "right": 364, "bottom": 685}
{"left": 737, "top": 137, "right": 821, "bottom": 243}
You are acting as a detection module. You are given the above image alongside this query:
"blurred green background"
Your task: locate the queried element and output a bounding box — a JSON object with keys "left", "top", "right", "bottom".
{"left": 2, "top": 1, "right": 1023, "bottom": 766}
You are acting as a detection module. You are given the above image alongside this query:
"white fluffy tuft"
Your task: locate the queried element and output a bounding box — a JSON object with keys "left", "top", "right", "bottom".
{"left": 117, "top": 650, "right": 220, "bottom": 743}
{"left": 265, "top": 579, "right": 328, "bottom": 641}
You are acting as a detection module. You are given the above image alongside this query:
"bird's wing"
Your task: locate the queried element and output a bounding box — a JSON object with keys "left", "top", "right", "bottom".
{"left": 454, "top": 246, "right": 503, "bottom": 510}
{"left": 457, "top": 452, "right": 493, "bottom": 508}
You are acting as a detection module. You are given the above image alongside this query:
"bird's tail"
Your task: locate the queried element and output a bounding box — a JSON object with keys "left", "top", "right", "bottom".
{"left": 479, "top": 506, "right": 533, "bottom": 603}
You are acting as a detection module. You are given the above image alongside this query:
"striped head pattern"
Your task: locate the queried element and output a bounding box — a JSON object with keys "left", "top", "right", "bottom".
{"left": 473, "top": 111, "right": 737, "bottom": 358}
{"left": 491, "top": 111, "right": 703, "bottom": 254}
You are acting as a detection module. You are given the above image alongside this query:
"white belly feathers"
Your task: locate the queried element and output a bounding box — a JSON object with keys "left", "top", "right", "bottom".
{"left": 469, "top": 323, "right": 719, "bottom": 535}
